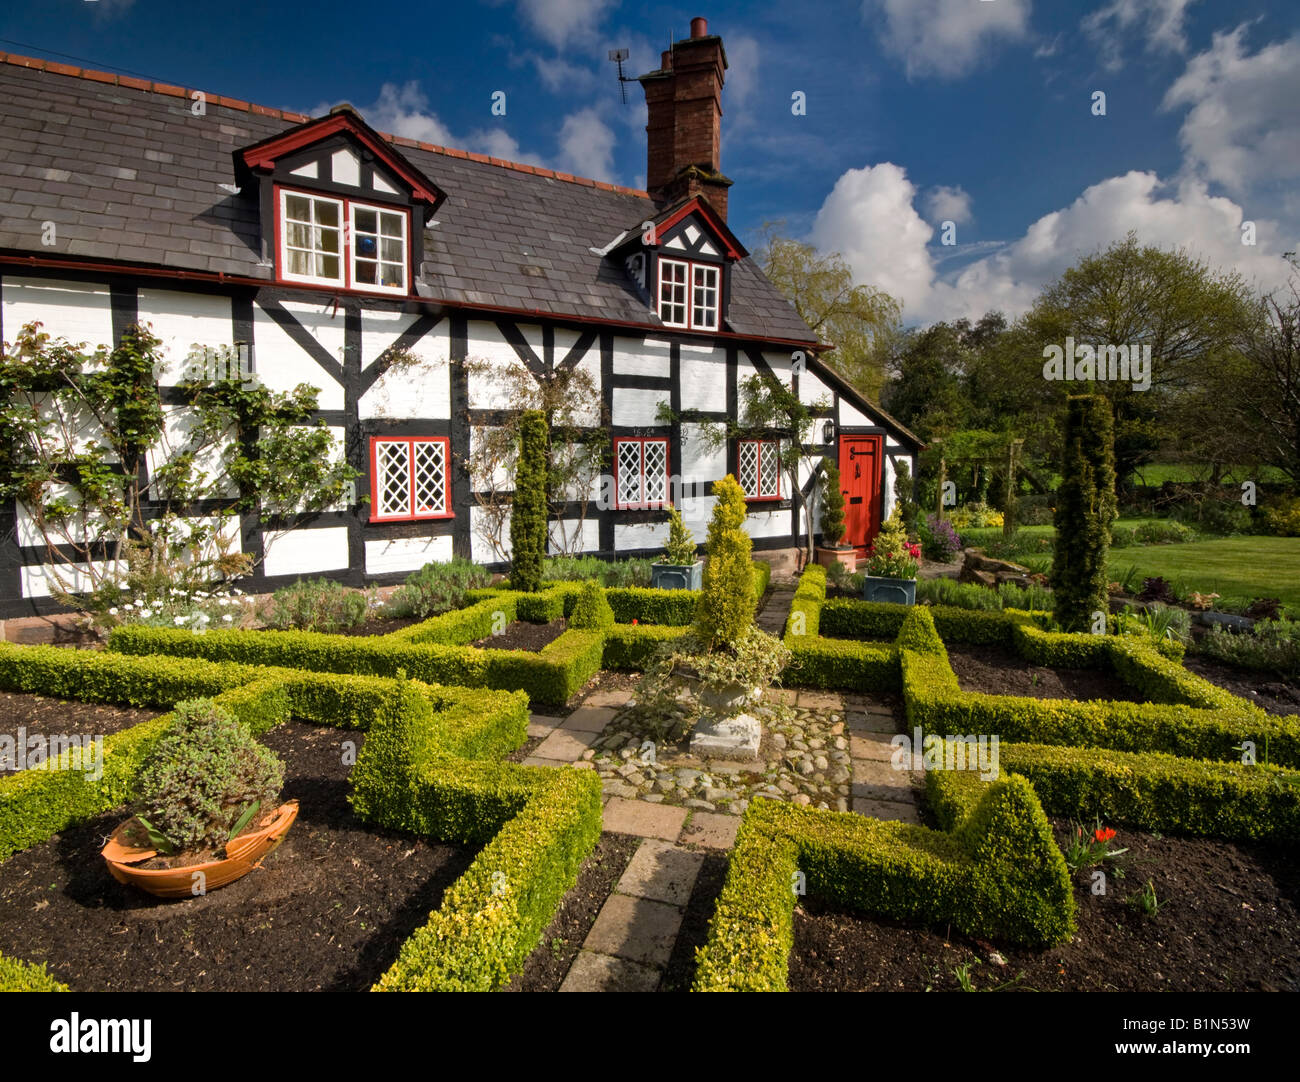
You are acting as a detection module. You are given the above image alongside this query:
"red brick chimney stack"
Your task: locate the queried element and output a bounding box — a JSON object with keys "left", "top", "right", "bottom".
{"left": 639, "top": 15, "right": 733, "bottom": 220}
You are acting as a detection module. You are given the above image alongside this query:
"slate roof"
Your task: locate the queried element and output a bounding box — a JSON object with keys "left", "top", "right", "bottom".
{"left": 0, "top": 54, "right": 819, "bottom": 346}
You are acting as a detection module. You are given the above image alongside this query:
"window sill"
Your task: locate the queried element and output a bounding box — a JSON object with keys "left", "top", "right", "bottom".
{"left": 368, "top": 512, "right": 456, "bottom": 524}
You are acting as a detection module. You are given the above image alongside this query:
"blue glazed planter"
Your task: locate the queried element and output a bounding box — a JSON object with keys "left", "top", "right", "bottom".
{"left": 651, "top": 560, "right": 704, "bottom": 591}
{"left": 862, "top": 574, "right": 916, "bottom": 605}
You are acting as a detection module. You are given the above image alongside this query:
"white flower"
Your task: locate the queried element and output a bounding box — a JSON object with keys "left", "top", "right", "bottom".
{"left": 173, "top": 615, "right": 186, "bottom": 626}
{"left": 108, "top": 607, "right": 118, "bottom": 616}
{"left": 222, "top": 614, "right": 233, "bottom": 623}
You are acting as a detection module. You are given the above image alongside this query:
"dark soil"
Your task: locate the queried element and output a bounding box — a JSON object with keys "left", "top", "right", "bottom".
{"left": 1181, "top": 654, "right": 1300, "bottom": 717}
{"left": 472, "top": 618, "right": 567, "bottom": 652}
{"left": 508, "top": 832, "right": 640, "bottom": 992}
{"left": 660, "top": 853, "right": 729, "bottom": 992}
{"left": 0, "top": 721, "right": 477, "bottom": 991}
{"left": 505, "top": 735, "right": 546, "bottom": 763}
{"left": 946, "top": 644, "right": 1144, "bottom": 703}
{"left": 1, "top": 694, "right": 161, "bottom": 775}
{"left": 789, "top": 822, "right": 1300, "bottom": 993}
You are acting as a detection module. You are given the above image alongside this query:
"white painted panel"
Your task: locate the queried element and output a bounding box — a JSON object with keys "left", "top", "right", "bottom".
{"left": 290, "top": 161, "right": 318, "bottom": 179}
{"left": 677, "top": 493, "right": 715, "bottom": 540}
{"left": 680, "top": 423, "right": 726, "bottom": 482}
{"left": 678, "top": 345, "right": 726, "bottom": 413}
{"left": 837, "top": 397, "right": 875, "bottom": 427}
{"left": 698, "top": 238, "right": 719, "bottom": 257}
{"left": 261, "top": 526, "right": 349, "bottom": 577}
{"left": 372, "top": 173, "right": 398, "bottom": 195}
{"left": 762, "top": 351, "right": 796, "bottom": 389}
{"left": 548, "top": 518, "right": 599, "bottom": 555}
{"left": 664, "top": 236, "right": 686, "bottom": 250}
{"left": 365, "top": 534, "right": 453, "bottom": 575}
{"left": 882, "top": 455, "right": 897, "bottom": 520}
{"left": 684, "top": 225, "right": 701, "bottom": 244}
{"left": 470, "top": 505, "right": 509, "bottom": 565}
{"left": 570, "top": 349, "right": 602, "bottom": 427}
{"left": 138, "top": 290, "right": 234, "bottom": 385}
{"left": 465, "top": 320, "right": 529, "bottom": 409}
{"left": 147, "top": 405, "right": 236, "bottom": 498}
{"left": 2, "top": 277, "right": 113, "bottom": 349}
{"left": 21, "top": 561, "right": 109, "bottom": 598}
{"left": 745, "top": 506, "right": 793, "bottom": 539}
{"left": 253, "top": 301, "right": 345, "bottom": 409}
{"left": 613, "top": 336, "right": 671, "bottom": 378}
{"left": 332, "top": 148, "right": 361, "bottom": 186}
{"left": 360, "top": 316, "right": 451, "bottom": 420}
{"left": 614, "top": 520, "right": 669, "bottom": 551}
{"left": 612, "top": 387, "right": 668, "bottom": 427}
{"left": 797, "top": 367, "right": 831, "bottom": 407}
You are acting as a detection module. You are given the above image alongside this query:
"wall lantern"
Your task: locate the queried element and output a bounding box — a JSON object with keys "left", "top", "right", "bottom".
{"left": 822, "top": 420, "right": 835, "bottom": 443}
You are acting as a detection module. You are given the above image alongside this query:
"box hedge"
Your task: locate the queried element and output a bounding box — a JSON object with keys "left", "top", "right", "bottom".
{"left": 0, "top": 953, "right": 68, "bottom": 992}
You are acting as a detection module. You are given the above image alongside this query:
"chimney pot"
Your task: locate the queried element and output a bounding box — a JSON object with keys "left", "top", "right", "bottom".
{"left": 691, "top": 16, "right": 708, "bottom": 38}
{"left": 661, "top": 49, "right": 673, "bottom": 70}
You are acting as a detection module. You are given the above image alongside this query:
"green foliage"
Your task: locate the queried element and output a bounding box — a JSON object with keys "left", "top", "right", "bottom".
{"left": 861, "top": 510, "right": 919, "bottom": 578}
{"left": 386, "top": 558, "right": 494, "bottom": 620}
{"left": 662, "top": 504, "right": 698, "bottom": 565}
{"left": 1198, "top": 618, "right": 1300, "bottom": 680}
{"left": 892, "top": 458, "right": 920, "bottom": 533}
{"left": 568, "top": 581, "right": 615, "bottom": 629}
{"left": 509, "top": 410, "right": 549, "bottom": 593}
{"left": 0, "top": 953, "right": 68, "bottom": 992}
{"left": 134, "top": 698, "right": 283, "bottom": 854}
{"left": 542, "top": 555, "right": 653, "bottom": 587}
{"left": 818, "top": 458, "right": 847, "bottom": 546}
{"left": 693, "top": 475, "right": 756, "bottom": 649}
{"left": 1264, "top": 496, "right": 1300, "bottom": 537}
{"left": 1052, "top": 396, "right": 1118, "bottom": 631}
{"left": 263, "top": 577, "right": 374, "bottom": 632}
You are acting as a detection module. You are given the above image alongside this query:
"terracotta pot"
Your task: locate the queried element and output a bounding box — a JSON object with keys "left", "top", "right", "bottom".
{"left": 101, "top": 801, "right": 299, "bottom": 899}
{"left": 815, "top": 545, "right": 857, "bottom": 573}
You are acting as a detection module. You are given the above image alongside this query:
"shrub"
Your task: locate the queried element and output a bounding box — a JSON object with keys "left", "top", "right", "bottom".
{"left": 819, "top": 458, "right": 847, "bottom": 547}
{"left": 893, "top": 459, "right": 920, "bottom": 533}
{"left": 568, "top": 581, "right": 615, "bottom": 630}
{"left": 1052, "top": 396, "right": 1118, "bottom": 631}
{"left": 509, "top": 410, "right": 548, "bottom": 592}
{"left": 916, "top": 577, "right": 1003, "bottom": 611}
{"left": 1199, "top": 618, "right": 1300, "bottom": 680}
{"left": 0, "top": 953, "right": 68, "bottom": 992}
{"left": 542, "top": 555, "right": 653, "bottom": 587}
{"left": 263, "top": 577, "right": 372, "bottom": 632}
{"left": 949, "top": 503, "right": 1003, "bottom": 529}
{"left": 133, "top": 698, "right": 284, "bottom": 854}
{"left": 919, "top": 513, "right": 962, "bottom": 562}
{"left": 386, "top": 558, "right": 493, "bottom": 620}
{"left": 693, "top": 475, "right": 756, "bottom": 649}
{"left": 861, "top": 510, "right": 920, "bottom": 578}
{"left": 1264, "top": 496, "right": 1300, "bottom": 537}
{"left": 662, "top": 505, "right": 698, "bottom": 565}
{"left": 1137, "top": 576, "right": 1179, "bottom": 604}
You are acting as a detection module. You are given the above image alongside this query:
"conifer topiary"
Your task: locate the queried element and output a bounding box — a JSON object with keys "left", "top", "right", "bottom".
{"left": 693, "top": 475, "right": 756, "bottom": 649}
{"left": 569, "top": 580, "right": 615, "bottom": 629}
{"left": 1051, "top": 395, "right": 1118, "bottom": 632}
{"left": 819, "top": 457, "right": 847, "bottom": 547}
{"left": 662, "top": 504, "right": 697, "bottom": 565}
{"left": 509, "top": 410, "right": 549, "bottom": 592}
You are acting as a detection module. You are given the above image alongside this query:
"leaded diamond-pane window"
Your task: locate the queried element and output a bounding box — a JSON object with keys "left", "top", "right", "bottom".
{"left": 614, "top": 437, "right": 669, "bottom": 509}
{"left": 738, "top": 439, "right": 781, "bottom": 499}
{"left": 371, "top": 437, "right": 451, "bottom": 520}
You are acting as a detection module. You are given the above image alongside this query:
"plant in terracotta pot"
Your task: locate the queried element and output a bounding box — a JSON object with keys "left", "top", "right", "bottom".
{"left": 636, "top": 476, "right": 789, "bottom": 755}
{"left": 650, "top": 504, "right": 702, "bottom": 590}
{"left": 101, "top": 698, "right": 298, "bottom": 898}
{"left": 815, "top": 457, "right": 856, "bottom": 573}
{"left": 861, "top": 509, "right": 921, "bottom": 605}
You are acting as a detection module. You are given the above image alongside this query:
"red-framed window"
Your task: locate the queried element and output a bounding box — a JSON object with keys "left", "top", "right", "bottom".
{"left": 657, "top": 257, "right": 720, "bottom": 331}
{"left": 614, "top": 437, "right": 669, "bottom": 510}
{"left": 277, "top": 186, "right": 410, "bottom": 296}
{"left": 738, "top": 439, "right": 781, "bottom": 500}
{"left": 370, "top": 437, "right": 452, "bottom": 521}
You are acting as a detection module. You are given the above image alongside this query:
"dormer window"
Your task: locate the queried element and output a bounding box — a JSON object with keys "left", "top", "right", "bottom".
{"left": 278, "top": 188, "right": 408, "bottom": 294}
{"left": 658, "top": 257, "right": 719, "bottom": 331}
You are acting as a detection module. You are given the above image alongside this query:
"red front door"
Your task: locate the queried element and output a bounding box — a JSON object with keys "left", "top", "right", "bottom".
{"left": 837, "top": 435, "right": 883, "bottom": 551}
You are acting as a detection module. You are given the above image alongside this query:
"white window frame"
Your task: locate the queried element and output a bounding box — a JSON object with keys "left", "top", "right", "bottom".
{"left": 657, "top": 257, "right": 689, "bottom": 328}
{"left": 370, "top": 436, "right": 451, "bottom": 522}
{"left": 738, "top": 438, "right": 782, "bottom": 500}
{"left": 691, "top": 263, "right": 720, "bottom": 331}
{"left": 278, "top": 186, "right": 410, "bottom": 296}
{"left": 279, "top": 189, "right": 344, "bottom": 287}
{"left": 613, "top": 437, "right": 670, "bottom": 510}
{"left": 656, "top": 256, "right": 721, "bottom": 331}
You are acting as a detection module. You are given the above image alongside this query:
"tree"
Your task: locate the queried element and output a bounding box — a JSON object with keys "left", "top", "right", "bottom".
{"left": 756, "top": 224, "right": 901, "bottom": 401}
{"left": 819, "top": 456, "right": 847, "bottom": 546}
{"left": 693, "top": 475, "right": 756, "bottom": 650}
{"left": 1052, "top": 395, "right": 1118, "bottom": 632}
{"left": 508, "top": 410, "right": 548, "bottom": 592}
{"left": 0, "top": 320, "right": 355, "bottom": 611}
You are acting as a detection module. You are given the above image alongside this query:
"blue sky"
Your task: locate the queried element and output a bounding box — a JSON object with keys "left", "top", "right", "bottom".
{"left": 3, "top": 0, "right": 1297, "bottom": 324}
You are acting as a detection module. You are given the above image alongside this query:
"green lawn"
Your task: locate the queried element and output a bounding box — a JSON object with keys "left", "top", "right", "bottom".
{"left": 1108, "top": 536, "right": 1300, "bottom": 607}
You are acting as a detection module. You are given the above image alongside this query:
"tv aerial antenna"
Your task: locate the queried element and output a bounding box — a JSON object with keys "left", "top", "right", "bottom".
{"left": 608, "top": 48, "right": 633, "bottom": 103}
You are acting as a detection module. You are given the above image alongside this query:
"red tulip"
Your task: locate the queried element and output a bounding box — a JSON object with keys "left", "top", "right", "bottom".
{"left": 1094, "top": 826, "right": 1116, "bottom": 843}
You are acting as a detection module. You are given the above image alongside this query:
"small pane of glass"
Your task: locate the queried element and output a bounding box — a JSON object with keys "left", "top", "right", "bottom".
{"left": 381, "top": 265, "right": 404, "bottom": 288}
{"left": 318, "top": 254, "right": 339, "bottom": 279}
{"left": 381, "top": 238, "right": 403, "bottom": 262}
{"left": 355, "top": 261, "right": 377, "bottom": 284}
{"left": 319, "top": 226, "right": 339, "bottom": 254}
{"left": 288, "top": 249, "right": 310, "bottom": 275}
{"left": 355, "top": 207, "right": 377, "bottom": 234}
{"left": 380, "top": 212, "right": 403, "bottom": 236}
{"left": 285, "top": 194, "right": 310, "bottom": 221}
{"left": 316, "top": 201, "right": 339, "bottom": 227}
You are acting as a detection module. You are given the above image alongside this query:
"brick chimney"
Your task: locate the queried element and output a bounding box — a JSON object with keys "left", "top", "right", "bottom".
{"left": 639, "top": 16, "right": 733, "bottom": 220}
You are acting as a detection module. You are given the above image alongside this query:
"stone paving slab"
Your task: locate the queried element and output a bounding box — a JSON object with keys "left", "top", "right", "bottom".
{"left": 583, "top": 894, "right": 683, "bottom": 967}
{"left": 559, "top": 950, "right": 661, "bottom": 992}
{"left": 797, "top": 690, "right": 845, "bottom": 710}
{"left": 522, "top": 755, "right": 572, "bottom": 769}
{"left": 850, "top": 733, "right": 896, "bottom": 761}
{"left": 561, "top": 706, "right": 618, "bottom": 733}
{"left": 852, "top": 796, "right": 922, "bottom": 823}
{"left": 601, "top": 797, "right": 688, "bottom": 841}
{"left": 533, "top": 727, "right": 600, "bottom": 762}
{"left": 583, "top": 688, "right": 635, "bottom": 708}
{"left": 851, "top": 761, "right": 913, "bottom": 801}
{"left": 527, "top": 714, "right": 564, "bottom": 738}
{"left": 847, "top": 711, "right": 899, "bottom": 735}
{"left": 616, "top": 840, "right": 703, "bottom": 906}
{"left": 678, "top": 811, "right": 740, "bottom": 850}
{"left": 765, "top": 688, "right": 799, "bottom": 706}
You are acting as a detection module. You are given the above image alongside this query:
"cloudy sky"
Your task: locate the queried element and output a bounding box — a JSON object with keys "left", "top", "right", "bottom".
{"left": 3, "top": 0, "right": 1297, "bottom": 324}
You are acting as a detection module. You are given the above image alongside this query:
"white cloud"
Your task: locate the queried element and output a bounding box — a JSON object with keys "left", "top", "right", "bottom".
{"left": 863, "top": 0, "right": 1032, "bottom": 80}
{"left": 556, "top": 107, "right": 617, "bottom": 182}
{"left": 922, "top": 185, "right": 973, "bottom": 226}
{"left": 513, "top": 0, "right": 615, "bottom": 50}
{"left": 726, "top": 35, "right": 761, "bottom": 107}
{"left": 809, "top": 165, "right": 1291, "bottom": 325}
{"left": 1082, "top": 0, "right": 1199, "bottom": 71}
{"left": 1161, "top": 26, "right": 1300, "bottom": 199}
